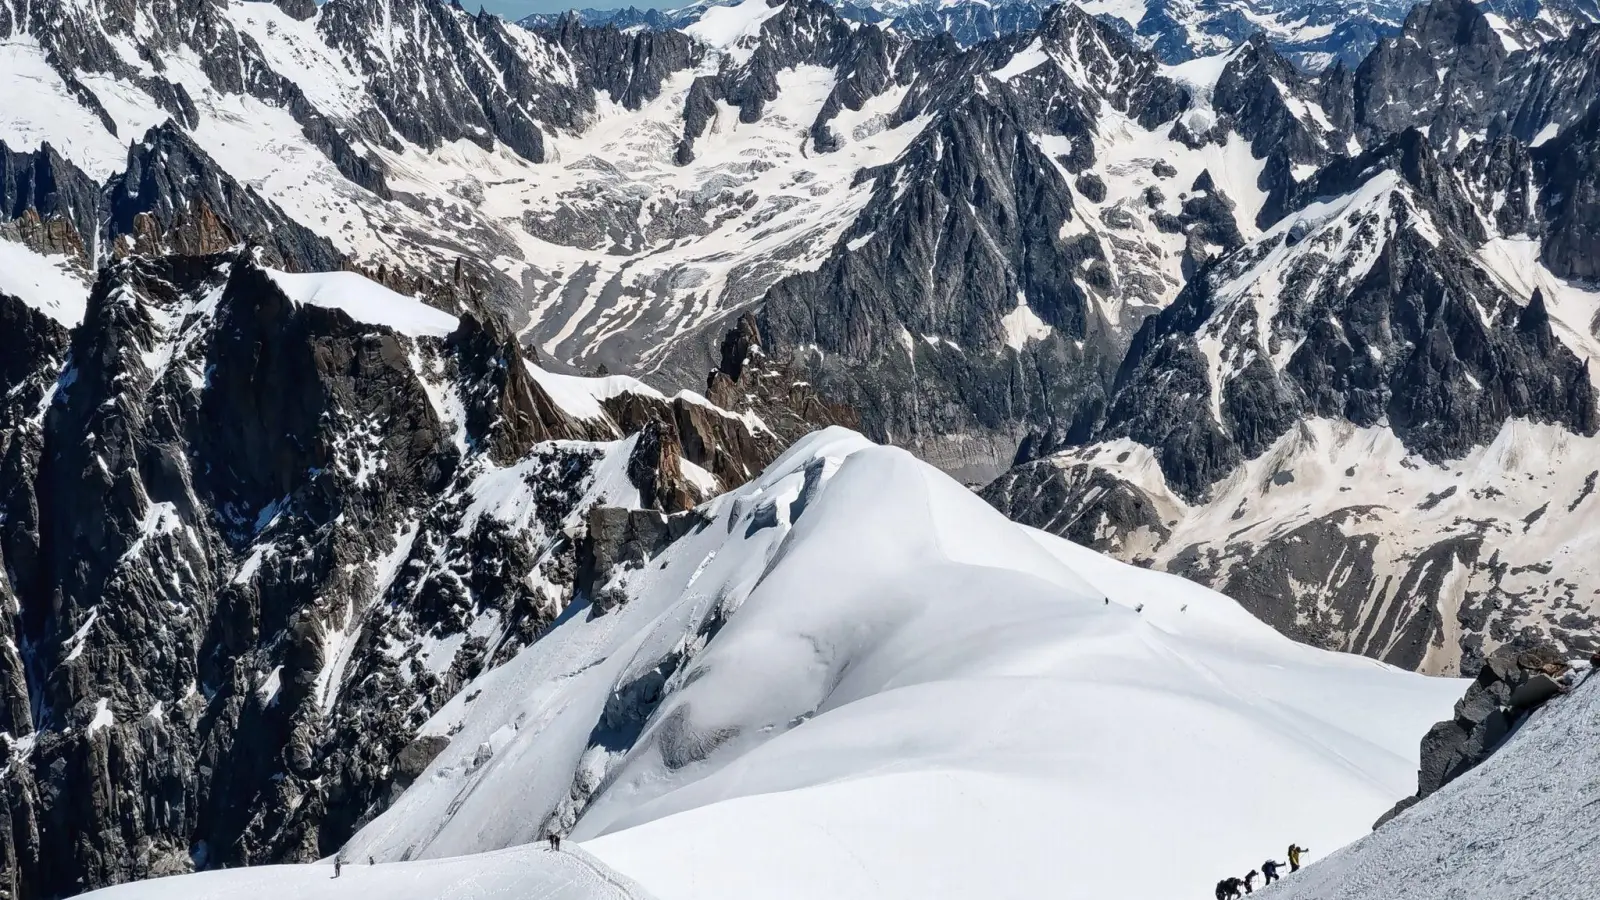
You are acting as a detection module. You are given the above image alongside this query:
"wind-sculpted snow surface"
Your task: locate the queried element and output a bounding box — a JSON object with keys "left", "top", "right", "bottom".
{"left": 222, "top": 428, "right": 1462, "bottom": 900}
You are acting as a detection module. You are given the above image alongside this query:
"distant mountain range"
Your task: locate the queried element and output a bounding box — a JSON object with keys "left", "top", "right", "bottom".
{"left": 2, "top": 0, "right": 1598, "bottom": 893}
{"left": 520, "top": 0, "right": 1600, "bottom": 68}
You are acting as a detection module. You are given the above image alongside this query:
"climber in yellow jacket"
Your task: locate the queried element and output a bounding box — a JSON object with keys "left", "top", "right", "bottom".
{"left": 1288, "top": 843, "right": 1310, "bottom": 872}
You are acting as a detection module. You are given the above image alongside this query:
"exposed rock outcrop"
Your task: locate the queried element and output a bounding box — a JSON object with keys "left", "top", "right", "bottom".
{"left": 107, "top": 124, "right": 342, "bottom": 271}
{"left": 0, "top": 249, "right": 779, "bottom": 897}
{"left": 0, "top": 141, "right": 100, "bottom": 262}
{"left": 1375, "top": 642, "right": 1580, "bottom": 828}
{"left": 576, "top": 505, "right": 708, "bottom": 613}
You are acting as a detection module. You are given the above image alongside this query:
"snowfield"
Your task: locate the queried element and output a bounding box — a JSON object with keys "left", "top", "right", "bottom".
{"left": 79, "top": 844, "right": 656, "bottom": 900}
{"left": 0, "top": 235, "right": 89, "bottom": 326}
{"left": 265, "top": 269, "right": 461, "bottom": 338}
{"left": 85, "top": 428, "right": 1462, "bottom": 900}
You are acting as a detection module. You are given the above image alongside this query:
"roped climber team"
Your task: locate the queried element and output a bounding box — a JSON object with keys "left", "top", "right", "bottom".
{"left": 1214, "top": 844, "right": 1308, "bottom": 898}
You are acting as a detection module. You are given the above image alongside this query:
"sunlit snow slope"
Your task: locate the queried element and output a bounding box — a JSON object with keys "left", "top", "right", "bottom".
{"left": 81, "top": 844, "right": 656, "bottom": 900}
{"left": 1265, "top": 669, "right": 1600, "bottom": 900}
{"left": 86, "top": 429, "right": 1460, "bottom": 900}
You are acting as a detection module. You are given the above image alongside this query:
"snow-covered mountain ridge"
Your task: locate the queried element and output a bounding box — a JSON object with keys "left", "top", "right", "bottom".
{"left": 1, "top": 0, "right": 1598, "bottom": 893}
{"left": 983, "top": 0, "right": 1600, "bottom": 676}
{"left": 5, "top": 0, "right": 1593, "bottom": 485}
{"left": 76, "top": 427, "right": 1464, "bottom": 900}
{"left": 1266, "top": 661, "right": 1599, "bottom": 900}
{"left": 0, "top": 244, "right": 815, "bottom": 896}
{"left": 523, "top": 0, "right": 1600, "bottom": 69}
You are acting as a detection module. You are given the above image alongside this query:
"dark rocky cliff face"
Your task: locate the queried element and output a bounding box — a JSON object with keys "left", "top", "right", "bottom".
{"left": 1095, "top": 132, "right": 1596, "bottom": 503}
{"left": 315, "top": 0, "right": 590, "bottom": 163}
{"left": 1350, "top": 0, "right": 1600, "bottom": 152}
{"left": 1535, "top": 99, "right": 1600, "bottom": 280}
{"left": 2, "top": 126, "right": 341, "bottom": 277}
{"left": 760, "top": 87, "right": 1120, "bottom": 478}
{"left": 0, "top": 0, "right": 1596, "bottom": 890}
{"left": 544, "top": 15, "right": 703, "bottom": 112}
{"left": 0, "top": 250, "right": 793, "bottom": 898}
{"left": 1375, "top": 642, "right": 1580, "bottom": 828}
{"left": 106, "top": 124, "right": 343, "bottom": 270}
{"left": 741, "top": 5, "right": 1240, "bottom": 479}
{"left": 0, "top": 142, "right": 101, "bottom": 263}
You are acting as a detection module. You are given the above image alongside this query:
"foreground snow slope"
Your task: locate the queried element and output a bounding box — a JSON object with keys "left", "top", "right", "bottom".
{"left": 1266, "top": 669, "right": 1600, "bottom": 900}
{"left": 88, "top": 429, "right": 1460, "bottom": 900}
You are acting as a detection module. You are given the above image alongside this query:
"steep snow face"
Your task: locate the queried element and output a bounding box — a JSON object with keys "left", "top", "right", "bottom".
{"left": 1267, "top": 667, "right": 1600, "bottom": 900}
{"left": 684, "top": 0, "right": 786, "bottom": 61}
{"left": 323, "top": 429, "right": 1458, "bottom": 900}
{"left": 264, "top": 269, "right": 461, "bottom": 337}
{"left": 0, "top": 235, "right": 90, "bottom": 325}
{"left": 0, "top": 38, "right": 134, "bottom": 180}
{"left": 1475, "top": 235, "right": 1600, "bottom": 386}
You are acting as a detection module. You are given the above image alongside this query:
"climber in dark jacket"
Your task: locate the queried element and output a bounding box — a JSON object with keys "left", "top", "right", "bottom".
{"left": 1288, "top": 843, "right": 1309, "bottom": 872}
{"left": 1242, "top": 869, "right": 1259, "bottom": 894}
{"left": 1262, "top": 859, "right": 1283, "bottom": 883}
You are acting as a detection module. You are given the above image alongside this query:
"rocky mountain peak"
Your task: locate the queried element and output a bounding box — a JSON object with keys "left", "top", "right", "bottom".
{"left": 110, "top": 123, "right": 342, "bottom": 270}
{"left": 1346, "top": 0, "right": 1595, "bottom": 150}
{"left": 1288, "top": 127, "right": 1487, "bottom": 242}
{"left": 1, "top": 0, "right": 1597, "bottom": 891}
{"left": 314, "top": 0, "right": 582, "bottom": 162}
{"left": 271, "top": 0, "right": 315, "bottom": 20}
{"left": 1210, "top": 35, "right": 1345, "bottom": 197}
{"left": 544, "top": 10, "right": 702, "bottom": 110}
{"left": 1398, "top": 0, "right": 1503, "bottom": 54}
{"left": 985, "top": 2, "right": 1600, "bottom": 676}
{"left": 0, "top": 140, "right": 101, "bottom": 263}
{"left": 444, "top": 312, "right": 598, "bottom": 463}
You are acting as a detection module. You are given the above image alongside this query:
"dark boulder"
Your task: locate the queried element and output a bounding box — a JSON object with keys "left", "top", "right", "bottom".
{"left": 1375, "top": 641, "right": 1574, "bottom": 828}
